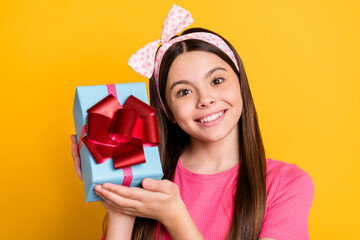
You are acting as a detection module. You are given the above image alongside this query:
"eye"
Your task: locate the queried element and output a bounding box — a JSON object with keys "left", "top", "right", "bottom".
{"left": 177, "top": 88, "right": 192, "bottom": 97}
{"left": 211, "top": 77, "right": 224, "bottom": 85}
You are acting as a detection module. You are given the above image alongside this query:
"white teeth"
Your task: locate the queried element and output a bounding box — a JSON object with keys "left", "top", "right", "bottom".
{"left": 199, "top": 111, "right": 224, "bottom": 123}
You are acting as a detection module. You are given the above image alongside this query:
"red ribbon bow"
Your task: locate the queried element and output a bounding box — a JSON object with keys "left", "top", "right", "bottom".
{"left": 82, "top": 94, "right": 160, "bottom": 169}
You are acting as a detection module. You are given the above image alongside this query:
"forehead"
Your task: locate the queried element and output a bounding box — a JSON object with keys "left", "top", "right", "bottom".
{"left": 167, "top": 51, "right": 232, "bottom": 80}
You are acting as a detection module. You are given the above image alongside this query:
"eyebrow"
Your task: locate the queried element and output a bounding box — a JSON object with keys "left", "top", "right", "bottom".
{"left": 169, "top": 67, "right": 227, "bottom": 90}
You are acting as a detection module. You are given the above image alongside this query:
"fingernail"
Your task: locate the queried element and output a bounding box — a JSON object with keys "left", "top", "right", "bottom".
{"left": 143, "top": 179, "right": 151, "bottom": 188}
{"left": 95, "top": 185, "right": 103, "bottom": 193}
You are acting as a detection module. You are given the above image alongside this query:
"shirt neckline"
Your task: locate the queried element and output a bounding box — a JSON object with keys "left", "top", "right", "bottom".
{"left": 177, "top": 158, "right": 239, "bottom": 180}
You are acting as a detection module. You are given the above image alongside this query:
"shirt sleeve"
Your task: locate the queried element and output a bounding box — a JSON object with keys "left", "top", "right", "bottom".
{"left": 259, "top": 164, "right": 315, "bottom": 240}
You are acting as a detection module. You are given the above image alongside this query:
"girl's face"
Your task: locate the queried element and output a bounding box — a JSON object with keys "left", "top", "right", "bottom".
{"left": 165, "top": 51, "right": 243, "bottom": 143}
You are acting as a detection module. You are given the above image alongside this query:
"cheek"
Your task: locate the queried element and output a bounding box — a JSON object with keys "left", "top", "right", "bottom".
{"left": 235, "top": 91, "right": 243, "bottom": 107}
{"left": 235, "top": 93, "right": 243, "bottom": 112}
{"left": 225, "top": 85, "right": 243, "bottom": 115}
{"left": 170, "top": 100, "right": 194, "bottom": 123}
{"left": 225, "top": 83, "right": 242, "bottom": 102}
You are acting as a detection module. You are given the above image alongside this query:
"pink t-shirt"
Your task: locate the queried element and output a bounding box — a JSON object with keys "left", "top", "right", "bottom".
{"left": 101, "top": 158, "right": 314, "bottom": 240}
{"left": 159, "top": 158, "right": 314, "bottom": 240}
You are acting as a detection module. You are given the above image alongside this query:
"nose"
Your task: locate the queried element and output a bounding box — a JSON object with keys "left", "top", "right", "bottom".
{"left": 196, "top": 89, "right": 216, "bottom": 108}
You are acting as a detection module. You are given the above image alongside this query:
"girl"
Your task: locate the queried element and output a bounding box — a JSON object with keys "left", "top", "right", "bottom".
{"left": 70, "top": 5, "right": 314, "bottom": 240}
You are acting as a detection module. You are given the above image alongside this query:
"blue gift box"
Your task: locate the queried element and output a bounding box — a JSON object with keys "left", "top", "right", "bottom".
{"left": 73, "top": 82, "right": 164, "bottom": 202}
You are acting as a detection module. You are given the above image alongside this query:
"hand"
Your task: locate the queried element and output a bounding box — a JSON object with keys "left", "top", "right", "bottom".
{"left": 94, "top": 179, "right": 186, "bottom": 224}
{"left": 70, "top": 134, "right": 135, "bottom": 239}
{"left": 70, "top": 134, "right": 82, "bottom": 181}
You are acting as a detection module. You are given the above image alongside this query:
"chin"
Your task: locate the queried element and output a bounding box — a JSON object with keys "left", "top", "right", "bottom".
{"left": 193, "top": 132, "right": 232, "bottom": 143}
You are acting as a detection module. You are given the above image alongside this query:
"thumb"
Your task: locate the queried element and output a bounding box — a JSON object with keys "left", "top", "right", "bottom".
{"left": 142, "top": 178, "right": 174, "bottom": 194}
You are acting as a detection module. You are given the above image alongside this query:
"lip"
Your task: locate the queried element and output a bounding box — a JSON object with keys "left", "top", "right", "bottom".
{"left": 195, "top": 109, "right": 227, "bottom": 127}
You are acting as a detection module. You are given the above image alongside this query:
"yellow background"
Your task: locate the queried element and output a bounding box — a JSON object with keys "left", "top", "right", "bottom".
{"left": 1, "top": 0, "right": 359, "bottom": 239}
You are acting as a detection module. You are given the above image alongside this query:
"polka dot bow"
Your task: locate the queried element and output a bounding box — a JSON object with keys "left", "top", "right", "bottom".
{"left": 128, "top": 4, "right": 193, "bottom": 79}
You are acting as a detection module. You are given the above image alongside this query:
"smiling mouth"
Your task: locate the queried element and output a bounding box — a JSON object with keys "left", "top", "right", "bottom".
{"left": 196, "top": 110, "right": 226, "bottom": 123}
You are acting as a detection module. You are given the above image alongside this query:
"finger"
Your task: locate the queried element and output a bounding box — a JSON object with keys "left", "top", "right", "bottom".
{"left": 74, "top": 156, "right": 82, "bottom": 181}
{"left": 142, "top": 179, "right": 176, "bottom": 194}
{"left": 70, "top": 135, "right": 79, "bottom": 160}
{"left": 100, "top": 198, "right": 133, "bottom": 216}
{"left": 70, "top": 134, "right": 77, "bottom": 144}
{"left": 71, "top": 142, "right": 80, "bottom": 161}
{"left": 99, "top": 198, "right": 122, "bottom": 213}
{"left": 70, "top": 135, "right": 82, "bottom": 181}
{"left": 95, "top": 185, "right": 141, "bottom": 209}
{"left": 102, "top": 183, "right": 148, "bottom": 200}
{"left": 71, "top": 135, "right": 79, "bottom": 160}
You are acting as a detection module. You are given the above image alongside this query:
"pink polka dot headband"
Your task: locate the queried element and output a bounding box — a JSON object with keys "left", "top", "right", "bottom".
{"left": 128, "top": 4, "right": 239, "bottom": 113}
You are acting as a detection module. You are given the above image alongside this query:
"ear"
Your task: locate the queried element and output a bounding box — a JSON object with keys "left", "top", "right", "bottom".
{"left": 168, "top": 115, "right": 177, "bottom": 124}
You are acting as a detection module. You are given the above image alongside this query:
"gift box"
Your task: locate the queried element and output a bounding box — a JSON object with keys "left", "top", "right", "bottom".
{"left": 73, "top": 83, "right": 164, "bottom": 202}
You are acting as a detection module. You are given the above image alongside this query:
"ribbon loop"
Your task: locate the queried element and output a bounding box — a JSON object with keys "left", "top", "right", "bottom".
{"left": 141, "top": 115, "right": 160, "bottom": 147}
{"left": 87, "top": 112, "right": 118, "bottom": 146}
{"left": 128, "top": 39, "right": 160, "bottom": 78}
{"left": 87, "top": 93, "right": 122, "bottom": 117}
{"left": 82, "top": 94, "right": 160, "bottom": 169}
{"left": 123, "top": 95, "right": 156, "bottom": 116}
{"left": 109, "top": 109, "right": 139, "bottom": 142}
{"left": 160, "top": 5, "right": 193, "bottom": 42}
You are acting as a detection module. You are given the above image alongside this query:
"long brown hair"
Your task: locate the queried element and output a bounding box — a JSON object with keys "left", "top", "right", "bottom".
{"left": 104, "top": 27, "right": 267, "bottom": 240}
